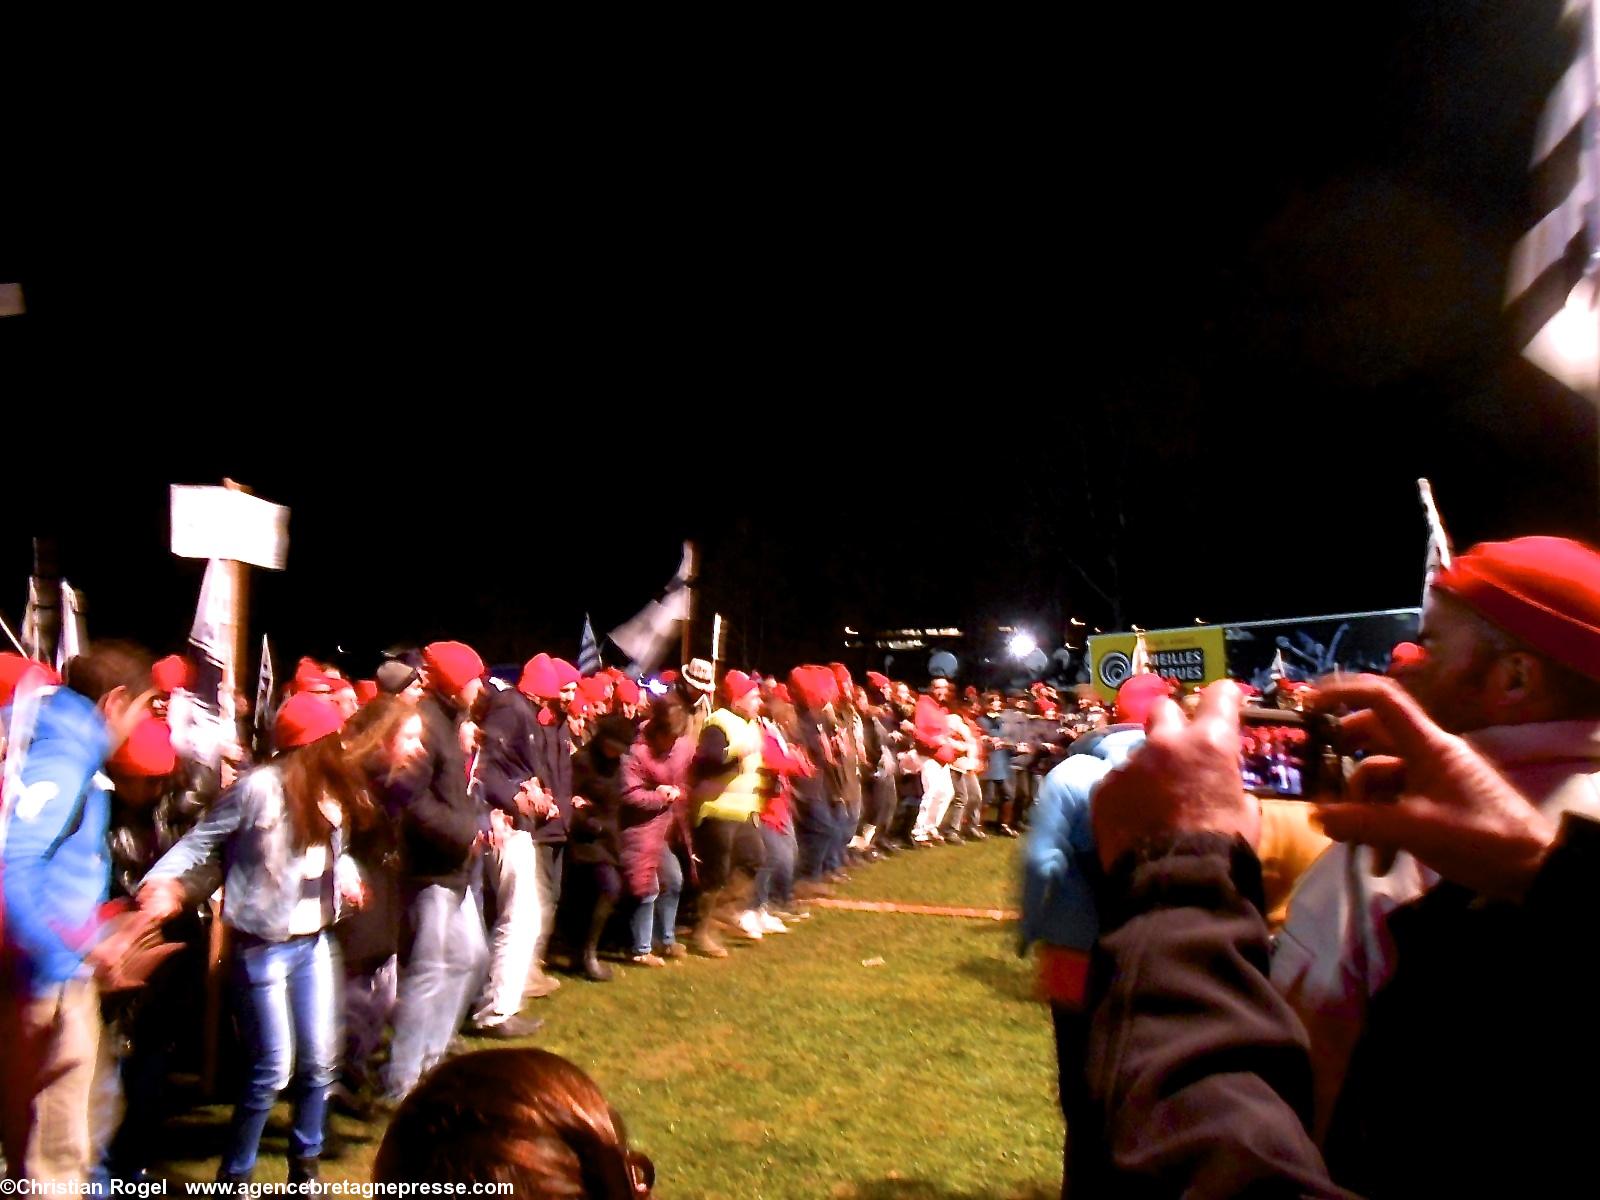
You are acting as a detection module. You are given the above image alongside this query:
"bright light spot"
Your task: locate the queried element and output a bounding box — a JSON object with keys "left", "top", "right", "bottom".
{"left": 844, "top": 626, "right": 859, "bottom": 636}
{"left": 646, "top": 679, "right": 669, "bottom": 696}
{"left": 1007, "top": 632, "right": 1038, "bottom": 660}
{"left": 1525, "top": 277, "right": 1600, "bottom": 400}
{"left": 1069, "top": 618, "right": 1086, "bottom": 627}
{"left": 337, "top": 645, "right": 346, "bottom": 654}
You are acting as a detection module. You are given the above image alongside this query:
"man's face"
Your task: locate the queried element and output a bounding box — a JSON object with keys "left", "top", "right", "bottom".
{"left": 559, "top": 682, "right": 578, "bottom": 712}
{"left": 930, "top": 679, "right": 954, "bottom": 706}
{"left": 458, "top": 677, "right": 485, "bottom": 713}
{"left": 734, "top": 690, "right": 763, "bottom": 720}
{"left": 987, "top": 696, "right": 1002, "bottom": 715}
{"left": 892, "top": 683, "right": 912, "bottom": 707}
{"left": 1404, "top": 591, "right": 1503, "bottom": 733}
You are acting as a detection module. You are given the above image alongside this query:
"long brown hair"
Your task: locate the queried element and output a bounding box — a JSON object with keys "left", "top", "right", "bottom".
{"left": 374, "top": 1047, "right": 650, "bottom": 1198}
{"left": 278, "top": 698, "right": 411, "bottom": 851}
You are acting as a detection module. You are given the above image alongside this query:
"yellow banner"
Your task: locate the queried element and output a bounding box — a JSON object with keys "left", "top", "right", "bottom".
{"left": 1088, "top": 625, "right": 1228, "bottom": 703}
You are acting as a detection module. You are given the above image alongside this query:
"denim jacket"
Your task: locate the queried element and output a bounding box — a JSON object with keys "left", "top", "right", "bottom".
{"left": 142, "top": 762, "right": 352, "bottom": 942}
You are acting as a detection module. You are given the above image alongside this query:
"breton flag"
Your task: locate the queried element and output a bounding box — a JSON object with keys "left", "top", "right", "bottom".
{"left": 169, "top": 558, "right": 236, "bottom": 770}
{"left": 55, "top": 581, "right": 87, "bottom": 674}
{"left": 609, "top": 542, "right": 694, "bottom": 676}
{"left": 255, "top": 634, "right": 276, "bottom": 746}
{"left": 1507, "top": 0, "right": 1600, "bottom": 399}
{"left": 578, "top": 613, "right": 603, "bottom": 675}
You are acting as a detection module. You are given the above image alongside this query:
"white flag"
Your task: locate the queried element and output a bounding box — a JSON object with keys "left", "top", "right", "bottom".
{"left": 55, "top": 580, "right": 87, "bottom": 674}
{"left": 609, "top": 543, "right": 693, "bottom": 674}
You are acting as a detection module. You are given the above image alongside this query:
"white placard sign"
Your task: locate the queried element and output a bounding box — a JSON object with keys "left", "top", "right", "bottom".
{"left": 170, "top": 486, "right": 290, "bottom": 570}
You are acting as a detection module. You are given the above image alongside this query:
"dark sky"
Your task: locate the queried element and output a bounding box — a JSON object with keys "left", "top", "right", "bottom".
{"left": 4, "top": 2, "right": 1597, "bottom": 681}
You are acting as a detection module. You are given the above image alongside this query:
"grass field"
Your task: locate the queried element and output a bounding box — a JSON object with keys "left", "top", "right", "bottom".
{"left": 154, "top": 838, "right": 1063, "bottom": 1198}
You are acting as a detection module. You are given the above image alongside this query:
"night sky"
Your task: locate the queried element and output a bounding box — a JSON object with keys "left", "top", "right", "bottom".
{"left": 4, "top": 1, "right": 1597, "bottom": 682}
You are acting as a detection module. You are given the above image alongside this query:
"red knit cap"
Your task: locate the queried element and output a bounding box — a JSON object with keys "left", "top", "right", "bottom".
{"left": 354, "top": 680, "right": 380, "bottom": 705}
{"left": 0, "top": 654, "right": 58, "bottom": 707}
{"left": 613, "top": 678, "right": 640, "bottom": 705}
{"left": 292, "top": 657, "right": 337, "bottom": 695}
{"left": 151, "top": 655, "right": 194, "bottom": 695}
{"left": 658, "top": 669, "right": 680, "bottom": 685}
{"left": 424, "top": 641, "right": 485, "bottom": 697}
{"left": 1432, "top": 536, "right": 1600, "bottom": 681}
{"left": 1115, "top": 674, "right": 1172, "bottom": 725}
{"left": 578, "top": 676, "right": 611, "bottom": 704}
{"left": 828, "top": 662, "right": 854, "bottom": 696}
{"left": 275, "top": 693, "right": 345, "bottom": 749}
{"left": 107, "top": 718, "right": 177, "bottom": 777}
{"left": 552, "top": 658, "right": 582, "bottom": 688}
{"left": 723, "top": 670, "right": 761, "bottom": 703}
{"left": 772, "top": 683, "right": 793, "bottom": 705}
{"left": 865, "top": 671, "right": 890, "bottom": 692}
{"left": 518, "top": 653, "right": 562, "bottom": 701}
{"left": 788, "top": 666, "right": 839, "bottom": 712}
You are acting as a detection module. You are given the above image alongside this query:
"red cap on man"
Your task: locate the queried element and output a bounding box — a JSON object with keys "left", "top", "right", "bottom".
{"left": 424, "top": 642, "right": 485, "bottom": 698}
{"left": 1431, "top": 536, "right": 1600, "bottom": 681}
{"left": 151, "top": 655, "right": 194, "bottom": 695}
{"left": 788, "top": 666, "right": 839, "bottom": 712}
{"left": 613, "top": 678, "right": 641, "bottom": 706}
{"left": 0, "top": 654, "right": 59, "bottom": 707}
{"left": 578, "top": 676, "right": 611, "bottom": 705}
{"left": 552, "top": 658, "right": 582, "bottom": 688}
{"left": 275, "top": 693, "right": 346, "bottom": 749}
{"left": 723, "top": 670, "right": 761, "bottom": 703}
{"left": 107, "top": 718, "right": 177, "bottom": 777}
{"left": 865, "top": 670, "right": 890, "bottom": 692}
{"left": 519, "top": 654, "right": 562, "bottom": 701}
{"left": 354, "top": 680, "right": 380, "bottom": 706}
{"left": 828, "top": 662, "right": 854, "bottom": 697}
{"left": 292, "top": 657, "right": 337, "bottom": 695}
{"left": 1115, "top": 674, "right": 1172, "bottom": 725}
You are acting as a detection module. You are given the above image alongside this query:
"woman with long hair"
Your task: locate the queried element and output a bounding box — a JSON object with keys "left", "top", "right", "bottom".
{"left": 138, "top": 692, "right": 412, "bottom": 1185}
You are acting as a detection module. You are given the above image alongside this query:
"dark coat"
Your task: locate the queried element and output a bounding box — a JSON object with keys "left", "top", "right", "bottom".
{"left": 389, "top": 692, "right": 480, "bottom": 891}
{"left": 474, "top": 687, "right": 542, "bottom": 833}
{"left": 567, "top": 745, "right": 624, "bottom": 866}
{"left": 527, "top": 709, "right": 574, "bottom": 846}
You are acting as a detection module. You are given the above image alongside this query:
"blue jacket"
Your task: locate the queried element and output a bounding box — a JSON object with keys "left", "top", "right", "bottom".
{"left": 1018, "top": 725, "right": 1145, "bottom": 954}
{"left": 1, "top": 687, "right": 114, "bottom": 997}
{"left": 143, "top": 761, "right": 350, "bottom": 942}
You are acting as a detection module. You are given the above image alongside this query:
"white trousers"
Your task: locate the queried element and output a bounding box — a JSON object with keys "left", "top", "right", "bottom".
{"left": 472, "top": 829, "right": 541, "bottom": 1025}
{"left": 913, "top": 761, "right": 955, "bottom": 840}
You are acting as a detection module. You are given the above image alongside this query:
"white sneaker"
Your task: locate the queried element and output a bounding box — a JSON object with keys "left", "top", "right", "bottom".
{"left": 735, "top": 909, "right": 765, "bottom": 940}
{"left": 758, "top": 909, "right": 790, "bottom": 934}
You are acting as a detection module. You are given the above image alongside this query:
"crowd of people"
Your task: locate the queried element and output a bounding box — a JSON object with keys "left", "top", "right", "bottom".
{"left": 5, "top": 531, "right": 1599, "bottom": 1197}
{"left": 0, "top": 634, "right": 1090, "bottom": 1188}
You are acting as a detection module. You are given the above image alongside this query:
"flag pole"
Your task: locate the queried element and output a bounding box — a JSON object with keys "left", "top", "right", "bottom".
{"left": 680, "top": 541, "right": 697, "bottom": 667}
{"left": 0, "top": 611, "right": 25, "bottom": 655}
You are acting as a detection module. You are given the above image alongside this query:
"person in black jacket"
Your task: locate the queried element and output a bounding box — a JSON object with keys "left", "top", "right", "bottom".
{"left": 515, "top": 654, "right": 580, "bottom": 991}
{"left": 1077, "top": 677, "right": 1590, "bottom": 1200}
{"left": 469, "top": 664, "right": 560, "bottom": 1031}
{"left": 563, "top": 716, "right": 636, "bottom": 981}
{"left": 379, "top": 642, "right": 493, "bottom": 1105}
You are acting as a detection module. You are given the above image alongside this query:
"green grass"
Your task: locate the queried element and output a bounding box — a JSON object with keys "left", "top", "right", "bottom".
{"left": 154, "top": 839, "right": 1062, "bottom": 1198}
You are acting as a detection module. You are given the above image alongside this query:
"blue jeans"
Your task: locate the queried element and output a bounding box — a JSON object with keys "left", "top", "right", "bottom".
{"left": 824, "top": 801, "right": 855, "bottom": 873}
{"left": 224, "top": 930, "right": 340, "bottom": 1175}
{"left": 754, "top": 823, "right": 797, "bottom": 909}
{"left": 629, "top": 846, "right": 684, "bottom": 955}
{"left": 796, "top": 800, "right": 835, "bottom": 881}
{"left": 382, "top": 884, "right": 488, "bottom": 1101}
